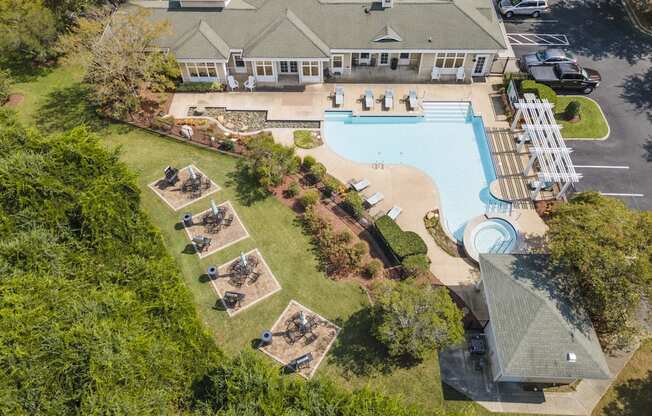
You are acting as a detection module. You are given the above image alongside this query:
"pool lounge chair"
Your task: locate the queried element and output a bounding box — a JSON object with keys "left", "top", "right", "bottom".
{"left": 384, "top": 89, "right": 394, "bottom": 110}
{"left": 227, "top": 75, "right": 239, "bottom": 91}
{"left": 387, "top": 206, "right": 402, "bottom": 220}
{"left": 365, "top": 192, "right": 384, "bottom": 207}
{"left": 334, "top": 86, "right": 344, "bottom": 106}
{"left": 364, "top": 89, "right": 374, "bottom": 110}
{"left": 408, "top": 90, "right": 417, "bottom": 110}
{"left": 350, "top": 178, "right": 370, "bottom": 192}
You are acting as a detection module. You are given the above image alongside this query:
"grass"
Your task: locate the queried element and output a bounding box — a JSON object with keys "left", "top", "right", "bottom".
{"left": 555, "top": 96, "right": 609, "bottom": 140}
{"left": 293, "top": 129, "right": 321, "bottom": 149}
{"left": 6, "top": 62, "right": 559, "bottom": 416}
{"left": 592, "top": 339, "right": 652, "bottom": 416}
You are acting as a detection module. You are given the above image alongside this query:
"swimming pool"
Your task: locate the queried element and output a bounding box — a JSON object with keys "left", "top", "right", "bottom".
{"left": 323, "top": 104, "right": 506, "bottom": 242}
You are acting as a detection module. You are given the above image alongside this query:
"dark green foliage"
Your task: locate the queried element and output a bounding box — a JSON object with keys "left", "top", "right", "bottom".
{"left": 308, "top": 162, "right": 327, "bottom": 184}
{"left": 521, "top": 80, "right": 558, "bottom": 105}
{"left": 299, "top": 189, "right": 320, "bottom": 208}
{"left": 302, "top": 154, "right": 317, "bottom": 170}
{"left": 401, "top": 254, "right": 431, "bottom": 278}
{"left": 238, "top": 132, "right": 298, "bottom": 189}
{"left": 564, "top": 100, "right": 581, "bottom": 120}
{"left": 175, "top": 81, "right": 224, "bottom": 93}
{"left": 323, "top": 174, "right": 345, "bottom": 197}
{"left": 548, "top": 192, "right": 652, "bottom": 348}
{"left": 0, "top": 69, "right": 11, "bottom": 104}
{"left": 285, "top": 181, "right": 300, "bottom": 198}
{"left": 375, "top": 216, "right": 427, "bottom": 260}
{"left": 372, "top": 281, "right": 465, "bottom": 361}
{"left": 0, "top": 1, "right": 58, "bottom": 67}
{"left": 344, "top": 191, "right": 365, "bottom": 219}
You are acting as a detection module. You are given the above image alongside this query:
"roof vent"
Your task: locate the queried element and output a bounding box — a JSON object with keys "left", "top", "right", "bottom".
{"left": 382, "top": 0, "right": 394, "bottom": 8}
{"left": 566, "top": 352, "right": 577, "bottom": 363}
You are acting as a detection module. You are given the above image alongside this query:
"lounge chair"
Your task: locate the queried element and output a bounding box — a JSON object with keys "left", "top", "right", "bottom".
{"left": 431, "top": 66, "right": 441, "bottom": 80}
{"left": 408, "top": 90, "right": 417, "bottom": 110}
{"left": 364, "top": 89, "right": 373, "bottom": 110}
{"left": 244, "top": 76, "right": 256, "bottom": 91}
{"left": 456, "top": 67, "right": 465, "bottom": 82}
{"left": 227, "top": 75, "right": 239, "bottom": 91}
{"left": 528, "top": 180, "right": 554, "bottom": 191}
{"left": 350, "top": 178, "right": 370, "bottom": 192}
{"left": 384, "top": 89, "right": 394, "bottom": 110}
{"left": 334, "top": 86, "right": 344, "bottom": 106}
{"left": 387, "top": 206, "right": 402, "bottom": 220}
{"left": 365, "top": 192, "right": 384, "bottom": 207}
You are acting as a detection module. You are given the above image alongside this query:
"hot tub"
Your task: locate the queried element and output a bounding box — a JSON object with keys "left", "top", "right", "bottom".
{"left": 464, "top": 217, "right": 518, "bottom": 262}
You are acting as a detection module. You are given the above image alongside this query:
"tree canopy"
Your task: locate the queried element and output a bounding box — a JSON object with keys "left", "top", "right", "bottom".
{"left": 238, "top": 133, "right": 299, "bottom": 189}
{"left": 547, "top": 192, "right": 652, "bottom": 348}
{"left": 372, "top": 281, "right": 465, "bottom": 361}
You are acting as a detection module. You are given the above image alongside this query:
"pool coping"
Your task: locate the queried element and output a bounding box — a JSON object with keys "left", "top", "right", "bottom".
{"left": 462, "top": 214, "right": 521, "bottom": 263}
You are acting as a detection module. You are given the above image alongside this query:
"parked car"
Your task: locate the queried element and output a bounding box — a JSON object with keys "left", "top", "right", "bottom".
{"left": 520, "top": 48, "right": 576, "bottom": 70}
{"left": 529, "top": 63, "right": 602, "bottom": 94}
{"left": 498, "top": 0, "right": 549, "bottom": 18}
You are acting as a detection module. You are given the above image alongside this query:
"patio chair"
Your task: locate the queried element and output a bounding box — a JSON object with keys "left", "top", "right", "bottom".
{"left": 528, "top": 180, "right": 554, "bottom": 192}
{"left": 223, "top": 213, "right": 234, "bottom": 227}
{"left": 163, "top": 166, "right": 179, "bottom": 185}
{"left": 227, "top": 75, "right": 239, "bottom": 91}
{"left": 192, "top": 236, "right": 212, "bottom": 252}
{"left": 223, "top": 291, "right": 245, "bottom": 308}
{"left": 244, "top": 76, "right": 256, "bottom": 91}
{"left": 387, "top": 206, "right": 402, "bottom": 220}
{"left": 350, "top": 178, "right": 370, "bottom": 192}
{"left": 456, "top": 67, "right": 465, "bottom": 82}
{"left": 334, "top": 86, "right": 344, "bottom": 107}
{"left": 365, "top": 192, "right": 384, "bottom": 207}
{"left": 364, "top": 89, "right": 374, "bottom": 110}
{"left": 287, "top": 353, "right": 313, "bottom": 372}
{"left": 384, "top": 89, "right": 394, "bottom": 110}
{"left": 408, "top": 90, "right": 418, "bottom": 110}
{"left": 431, "top": 66, "right": 441, "bottom": 80}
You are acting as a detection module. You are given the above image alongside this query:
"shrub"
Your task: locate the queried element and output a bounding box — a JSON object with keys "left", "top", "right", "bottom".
{"left": 219, "top": 140, "right": 235, "bottom": 152}
{"left": 521, "top": 80, "right": 557, "bottom": 106}
{"left": 323, "top": 175, "right": 345, "bottom": 197}
{"left": 299, "top": 189, "right": 320, "bottom": 208}
{"left": 238, "top": 133, "right": 298, "bottom": 188}
{"left": 343, "top": 191, "right": 365, "bottom": 219}
{"left": 308, "top": 162, "right": 327, "bottom": 184}
{"left": 564, "top": 100, "right": 581, "bottom": 121}
{"left": 285, "top": 181, "right": 300, "bottom": 198}
{"left": 293, "top": 130, "right": 320, "bottom": 149}
{"left": 364, "top": 260, "right": 383, "bottom": 278}
{"left": 175, "top": 82, "right": 224, "bottom": 93}
{"left": 302, "top": 155, "right": 317, "bottom": 170}
{"left": 0, "top": 69, "right": 11, "bottom": 105}
{"left": 375, "top": 216, "right": 427, "bottom": 260}
{"left": 151, "top": 115, "right": 175, "bottom": 131}
{"left": 401, "top": 254, "right": 431, "bottom": 278}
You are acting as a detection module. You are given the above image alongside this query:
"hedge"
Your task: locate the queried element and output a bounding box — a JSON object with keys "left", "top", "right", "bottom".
{"left": 521, "top": 80, "right": 557, "bottom": 106}
{"left": 175, "top": 81, "right": 224, "bottom": 93}
{"left": 375, "top": 215, "right": 427, "bottom": 260}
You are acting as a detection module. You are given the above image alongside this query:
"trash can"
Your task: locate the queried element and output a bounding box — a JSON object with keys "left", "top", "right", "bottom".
{"left": 182, "top": 213, "right": 193, "bottom": 227}
{"left": 390, "top": 57, "right": 398, "bottom": 70}
{"left": 207, "top": 266, "right": 218, "bottom": 280}
{"left": 260, "top": 330, "right": 273, "bottom": 346}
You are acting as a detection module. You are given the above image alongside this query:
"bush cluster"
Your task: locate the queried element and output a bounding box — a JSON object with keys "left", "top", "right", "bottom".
{"left": 344, "top": 190, "right": 365, "bottom": 219}
{"left": 521, "top": 80, "right": 558, "bottom": 105}
{"left": 299, "top": 189, "right": 320, "bottom": 208}
{"left": 375, "top": 216, "right": 427, "bottom": 260}
{"left": 0, "top": 69, "right": 11, "bottom": 104}
{"left": 303, "top": 207, "right": 368, "bottom": 277}
{"left": 174, "top": 81, "right": 224, "bottom": 93}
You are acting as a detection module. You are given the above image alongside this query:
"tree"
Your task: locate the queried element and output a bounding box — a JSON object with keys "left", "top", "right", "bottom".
{"left": 0, "top": 69, "right": 11, "bottom": 104}
{"left": 344, "top": 190, "right": 365, "bottom": 219}
{"left": 238, "top": 133, "right": 298, "bottom": 189}
{"left": 0, "top": 0, "right": 58, "bottom": 66}
{"left": 547, "top": 192, "right": 652, "bottom": 348}
{"left": 372, "top": 281, "right": 464, "bottom": 360}
{"left": 57, "top": 7, "right": 178, "bottom": 117}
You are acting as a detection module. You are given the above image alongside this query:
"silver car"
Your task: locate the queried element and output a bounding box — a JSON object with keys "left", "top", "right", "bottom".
{"left": 520, "top": 48, "right": 577, "bottom": 70}
{"left": 499, "top": 0, "right": 549, "bottom": 18}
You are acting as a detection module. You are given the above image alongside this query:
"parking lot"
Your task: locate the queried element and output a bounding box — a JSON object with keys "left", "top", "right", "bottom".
{"left": 501, "top": 0, "right": 652, "bottom": 210}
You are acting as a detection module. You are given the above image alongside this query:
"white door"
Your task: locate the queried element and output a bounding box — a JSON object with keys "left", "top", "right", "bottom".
{"left": 398, "top": 52, "right": 410, "bottom": 65}
{"left": 472, "top": 54, "right": 489, "bottom": 76}
{"left": 232, "top": 53, "right": 247, "bottom": 74}
{"left": 331, "top": 55, "right": 344, "bottom": 74}
{"left": 358, "top": 52, "right": 371, "bottom": 65}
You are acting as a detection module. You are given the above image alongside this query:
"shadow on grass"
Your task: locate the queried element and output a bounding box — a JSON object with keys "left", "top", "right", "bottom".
{"left": 329, "top": 307, "right": 420, "bottom": 378}
{"left": 225, "top": 167, "right": 270, "bottom": 206}
{"left": 602, "top": 371, "right": 652, "bottom": 416}
{"left": 35, "top": 83, "right": 106, "bottom": 134}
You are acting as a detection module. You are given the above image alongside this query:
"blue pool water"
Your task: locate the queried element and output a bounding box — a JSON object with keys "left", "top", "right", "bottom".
{"left": 323, "top": 106, "right": 504, "bottom": 241}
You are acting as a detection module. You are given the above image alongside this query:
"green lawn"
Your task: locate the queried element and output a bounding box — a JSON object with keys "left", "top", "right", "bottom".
{"left": 7, "top": 62, "right": 550, "bottom": 416}
{"left": 555, "top": 96, "right": 609, "bottom": 140}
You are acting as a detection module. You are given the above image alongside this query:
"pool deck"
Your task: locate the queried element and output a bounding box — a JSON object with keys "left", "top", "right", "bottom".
{"left": 168, "top": 78, "right": 548, "bottom": 293}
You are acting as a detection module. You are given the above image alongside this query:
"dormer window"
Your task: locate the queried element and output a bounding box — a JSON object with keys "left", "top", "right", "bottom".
{"left": 381, "top": 0, "right": 394, "bottom": 8}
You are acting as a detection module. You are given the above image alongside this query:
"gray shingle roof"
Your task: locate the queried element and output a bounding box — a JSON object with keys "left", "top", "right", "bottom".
{"left": 129, "top": 0, "right": 507, "bottom": 57}
{"left": 480, "top": 254, "right": 610, "bottom": 381}
{"left": 173, "top": 20, "right": 231, "bottom": 59}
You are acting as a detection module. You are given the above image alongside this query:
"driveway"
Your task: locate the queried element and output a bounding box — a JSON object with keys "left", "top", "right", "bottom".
{"left": 502, "top": 0, "right": 652, "bottom": 210}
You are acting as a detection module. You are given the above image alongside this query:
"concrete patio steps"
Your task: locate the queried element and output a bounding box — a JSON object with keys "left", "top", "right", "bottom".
{"left": 422, "top": 101, "right": 471, "bottom": 123}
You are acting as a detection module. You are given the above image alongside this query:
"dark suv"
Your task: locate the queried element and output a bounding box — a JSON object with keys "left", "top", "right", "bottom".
{"left": 529, "top": 63, "right": 602, "bottom": 94}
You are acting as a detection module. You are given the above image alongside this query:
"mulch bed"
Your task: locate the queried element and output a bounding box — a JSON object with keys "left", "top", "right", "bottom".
{"left": 209, "top": 249, "right": 281, "bottom": 317}
{"left": 4, "top": 94, "right": 24, "bottom": 107}
{"left": 260, "top": 300, "right": 339, "bottom": 379}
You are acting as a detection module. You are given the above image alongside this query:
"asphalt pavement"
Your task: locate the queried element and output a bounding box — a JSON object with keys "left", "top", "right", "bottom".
{"left": 502, "top": 0, "right": 652, "bottom": 210}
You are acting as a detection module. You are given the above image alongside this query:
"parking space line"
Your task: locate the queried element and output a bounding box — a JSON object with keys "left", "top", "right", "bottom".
{"left": 600, "top": 193, "right": 645, "bottom": 197}
{"left": 508, "top": 19, "right": 559, "bottom": 23}
{"left": 575, "top": 165, "right": 630, "bottom": 169}
{"left": 507, "top": 33, "right": 569, "bottom": 46}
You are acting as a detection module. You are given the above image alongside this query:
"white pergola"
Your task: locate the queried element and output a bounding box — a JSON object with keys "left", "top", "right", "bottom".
{"left": 511, "top": 97, "right": 582, "bottom": 200}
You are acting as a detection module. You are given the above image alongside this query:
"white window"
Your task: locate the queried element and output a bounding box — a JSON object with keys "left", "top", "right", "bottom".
{"left": 302, "top": 61, "right": 320, "bottom": 77}
{"left": 290, "top": 61, "right": 298, "bottom": 72}
{"left": 434, "top": 52, "right": 466, "bottom": 69}
{"left": 280, "top": 61, "right": 288, "bottom": 73}
{"left": 255, "top": 61, "right": 274, "bottom": 76}
{"left": 399, "top": 52, "right": 410, "bottom": 59}
{"left": 183, "top": 62, "right": 221, "bottom": 80}
{"left": 280, "top": 61, "right": 298, "bottom": 74}
{"left": 379, "top": 53, "right": 389, "bottom": 65}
